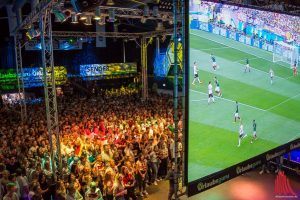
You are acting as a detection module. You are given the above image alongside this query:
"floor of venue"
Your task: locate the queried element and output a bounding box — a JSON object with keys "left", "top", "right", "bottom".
{"left": 147, "top": 170, "right": 300, "bottom": 200}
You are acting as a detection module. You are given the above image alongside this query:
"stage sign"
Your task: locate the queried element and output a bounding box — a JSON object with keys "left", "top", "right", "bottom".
{"left": 0, "top": 66, "right": 67, "bottom": 90}
{"left": 80, "top": 63, "right": 137, "bottom": 77}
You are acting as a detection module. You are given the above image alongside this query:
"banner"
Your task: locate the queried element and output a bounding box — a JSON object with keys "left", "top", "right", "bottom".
{"left": 0, "top": 66, "right": 67, "bottom": 90}
{"left": 80, "top": 63, "right": 137, "bottom": 77}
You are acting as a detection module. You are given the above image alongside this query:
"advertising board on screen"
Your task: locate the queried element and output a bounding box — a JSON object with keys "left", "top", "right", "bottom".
{"left": 187, "top": 0, "right": 300, "bottom": 196}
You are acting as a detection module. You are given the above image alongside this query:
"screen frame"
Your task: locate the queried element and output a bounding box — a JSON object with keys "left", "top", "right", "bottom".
{"left": 185, "top": 0, "right": 300, "bottom": 197}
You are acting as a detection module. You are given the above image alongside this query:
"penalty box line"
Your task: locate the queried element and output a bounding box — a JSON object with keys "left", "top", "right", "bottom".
{"left": 191, "top": 32, "right": 290, "bottom": 69}
{"left": 191, "top": 47, "right": 290, "bottom": 81}
{"left": 190, "top": 89, "right": 266, "bottom": 112}
{"left": 266, "top": 93, "right": 300, "bottom": 111}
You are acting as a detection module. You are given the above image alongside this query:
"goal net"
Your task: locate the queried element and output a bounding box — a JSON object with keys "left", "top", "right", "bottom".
{"left": 273, "top": 41, "right": 299, "bottom": 67}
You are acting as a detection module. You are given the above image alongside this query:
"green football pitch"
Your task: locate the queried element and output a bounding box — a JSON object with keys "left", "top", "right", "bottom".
{"left": 188, "top": 29, "right": 300, "bottom": 182}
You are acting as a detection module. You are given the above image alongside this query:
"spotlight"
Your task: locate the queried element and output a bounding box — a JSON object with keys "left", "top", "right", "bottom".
{"left": 177, "top": 34, "right": 182, "bottom": 42}
{"left": 53, "top": 9, "right": 67, "bottom": 22}
{"left": 84, "top": 16, "right": 92, "bottom": 25}
{"left": 107, "top": 8, "right": 116, "bottom": 22}
{"left": 94, "top": 7, "right": 101, "bottom": 20}
{"left": 79, "top": 15, "right": 87, "bottom": 20}
{"left": 152, "top": 6, "right": 159, "bottom": 17}
{"left": 140, "top": 16, "right": 147, "bottom": 24}
{"left": 143, "top": 5, "right": 149, "bottom": 17}
{"left": 155, "top": 22, "right": 164, "bottom": 31}
{"left": 106, "top": 0, "right": 115, "bottom": 6}
{"left": 98, "top": 17, "right": 106, "bottom": 26}
{"left": 168, "top": 18, "right": 174, "bottom": 25}
{"left": 71, "top": 14, "right": 79, "bottom": 23}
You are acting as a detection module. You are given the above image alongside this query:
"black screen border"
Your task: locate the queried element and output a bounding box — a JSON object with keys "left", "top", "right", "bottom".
{"left": 185, "top": 0, "right": 300, "bottom": 197}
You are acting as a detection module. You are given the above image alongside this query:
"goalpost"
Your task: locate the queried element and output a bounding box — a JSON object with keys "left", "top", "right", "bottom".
{"left": 273, "top": 41, "right": 299, "bottom": 67}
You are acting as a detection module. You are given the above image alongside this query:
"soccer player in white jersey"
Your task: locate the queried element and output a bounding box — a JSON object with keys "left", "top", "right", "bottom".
{"left": 208, "top": 81, "right": 215, "bottom": 104}
{"left": 238, "top": 122, "right": 247, "bottom": 147}
{"left": 269, "top": 68, "right": 274, "bottom": 85}
{"left": 192, "top": 62, "right": 202, "bottom": 85}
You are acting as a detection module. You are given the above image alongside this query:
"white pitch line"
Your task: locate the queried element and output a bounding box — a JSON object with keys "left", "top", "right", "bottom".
{"left": 191, "top": 33, "right": 290, "bottom": 69}
{"left": 191, "top": 48, "right": 288, "bottom": 80}
{"left": 190, "top": 89, "right": 266, "bottom": 112}
{"left": 266, "top": 93, "right": 300, "bottom": 111}
{"left": 233, "top": 57, "right": 259, "bottom": 63}
{"left": 191, "top": 99, "right": 208, "bottom": 102}
{"left": 191, "top": 46, "right": 231, "bottom": 51}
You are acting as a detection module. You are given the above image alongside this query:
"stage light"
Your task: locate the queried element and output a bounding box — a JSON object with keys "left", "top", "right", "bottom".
{"left": 168, "top": 18, "right": 174, "bottom": 25}
{"left": 106, "top": 0, "right": 115, "bottom": 6}
{"left": 53, "top": 9, "right": 67, "bottom": 22}
{"left": 152, "top": 6, "right": 159, "bottom": 17}
{"left": 143, "top": 5, "right": 149, "bottom": 17}
{"left": 84, "top": 16, "right": 92, "bottom": 25}
{"left": 79, "top": 15, "right": 87, "bottom": 20}
{"left": 140, "top": 16, "right": 147, "bottom": 24}
{"left": 94, "top": 7, "right": 101, "bottom": 20}
{"left": 71, "top": 14, "right": 79, "bottom": 23}
{"left": 156, "top": 22, "right": 164, "bottom": 31}
{"left": 98, "top": 17, "right": 106, "bottom": 26}
{"left": 107, "top": 8, "right": 116, "bottom": 22}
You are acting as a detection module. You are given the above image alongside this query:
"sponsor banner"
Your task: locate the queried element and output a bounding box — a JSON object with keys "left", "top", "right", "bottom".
{"left": 239, "top": 34, "right": 245, "bottom": 43}
{"left": 187, "top": 138, "right": 300, "bottom": 197}
{"left": 0, "top": 66, "right": 67, "bottom": 89}
{"left": 245, "top": 36, "right": 252, "bottom": 45}
{"left": 194, "top": 22, "right": 278, "bottom": 54}
{"left": 229, "top": 31, "right": 236, "bottom": 40}
{"left": 80, "top": 63, "right": 137, "bottom": 77}
{"left": 199, "top": 23, "right": 209, "bottom": 31}
{"left": 262, "top": 42, "right": 268, "bottom": 51}
{"left": 212, "top": 26, "right": 220, "bottom": 35}
{"left": 220, "top": 28, "right": 227, "bottom": 37}
{"left": 253, "top": 39, "right": 261, "bottom": 48}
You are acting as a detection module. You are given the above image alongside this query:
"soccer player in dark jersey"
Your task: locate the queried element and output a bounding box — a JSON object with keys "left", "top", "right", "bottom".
{"left": 214, "top": 77, "right": 222, "bottom": 97}
{"left": 211, "top": 54, "right": 217, "bottom": 71}
{"left": 251, "top": 120, "right": 257, "bottom": 143}
{"left": 234, "top": 101, "right": 240, "bottom": 123}
{"left": 244, "top": 58, "right": 250, "bottom": 73}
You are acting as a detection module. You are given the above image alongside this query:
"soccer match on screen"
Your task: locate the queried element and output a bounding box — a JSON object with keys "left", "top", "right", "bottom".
{"left": 188, "top": 0, "right": 300, "bottom": 183}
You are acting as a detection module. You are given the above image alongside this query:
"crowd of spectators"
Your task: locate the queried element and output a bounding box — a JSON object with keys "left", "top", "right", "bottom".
{"left": 0, "top": 86, "right": 183, "bottom": 200}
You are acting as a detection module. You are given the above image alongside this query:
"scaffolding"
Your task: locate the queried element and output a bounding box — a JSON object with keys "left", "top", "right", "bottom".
{"left": 14, "top": 35, "right": 27, "bottom": 124}
{"left": 39, "top": 8, "right": 61, "bottom": 181}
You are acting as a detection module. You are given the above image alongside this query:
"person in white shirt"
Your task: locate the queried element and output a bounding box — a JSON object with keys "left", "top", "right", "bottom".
{"left": 208, "top": 81, "right": 215, "bottom": 104}
{"left": 192, "top": 62, "right": 202, "bottom": 85}
{"left": 238, "top": 122, "right": 247, "bottom": 147}
{"left": 269, "top": 68, "right": 274, "bottom": 85}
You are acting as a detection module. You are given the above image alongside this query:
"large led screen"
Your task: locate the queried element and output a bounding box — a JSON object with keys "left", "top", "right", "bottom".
{"left": 188, "top": 0, "right": 300, "bottom": 195}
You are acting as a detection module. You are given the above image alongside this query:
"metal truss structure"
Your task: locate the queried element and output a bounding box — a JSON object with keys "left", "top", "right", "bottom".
{"left": 85, "top": 6, "right": 173, "bottom": 21}
{"left": 141, "top": 37, "right": 148, "bottom": 100}
{"left": 52, "top": 29, "right": 174, "bottom": 39}
{"left": 14, "top": 0, "right": 57, "bottom": 32}
{"left": 39, "top": 8, "right": 62, "bottom": 181}
{"left": 172, "top": 0, "right": 185, "bottom": 199}
{"left": 14, "top": 35, "right": 27, "bottom": 124}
